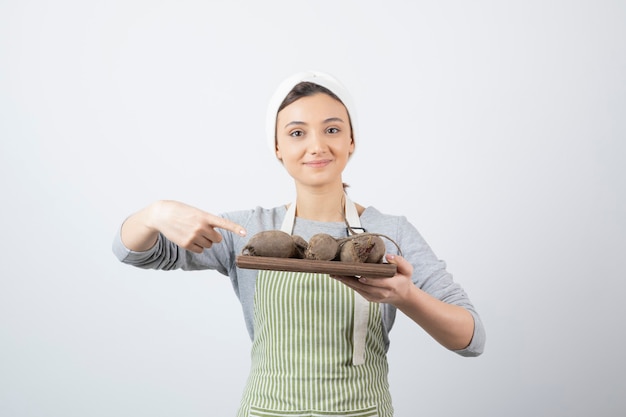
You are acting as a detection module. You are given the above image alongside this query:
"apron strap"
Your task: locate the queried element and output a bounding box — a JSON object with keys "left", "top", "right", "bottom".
{"left": 280, "top": 194, "right": 369, "bottom": 366}
{"left": 344, "top": 195, "right": 368, "bottom": 366}
{"left": 280, "top": 201, "right": 297, "bottom": 234}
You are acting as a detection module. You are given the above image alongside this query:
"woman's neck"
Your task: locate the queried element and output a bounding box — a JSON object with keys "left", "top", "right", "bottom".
{"left": 293, "top": 186, "right": 346, "bottom": 222}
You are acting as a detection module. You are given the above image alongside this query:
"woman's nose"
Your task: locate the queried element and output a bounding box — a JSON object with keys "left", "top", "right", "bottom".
{"left": 307, "top": 132, "right": 327, "bottom": 154}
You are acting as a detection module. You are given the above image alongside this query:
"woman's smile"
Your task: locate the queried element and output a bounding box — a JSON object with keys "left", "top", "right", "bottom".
{"left": 303, "top": 158, "right": 332, "bottom": 168}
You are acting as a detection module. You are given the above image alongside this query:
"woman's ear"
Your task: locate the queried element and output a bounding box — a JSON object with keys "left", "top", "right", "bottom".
{"left": 275, "top": 146, "right": 282, "bottom": 160}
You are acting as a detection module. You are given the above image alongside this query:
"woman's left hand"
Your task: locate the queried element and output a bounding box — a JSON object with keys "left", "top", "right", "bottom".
{"left": 333, "top": 253, "right": 475, "bottom": 351}
{"left": 330, "top": 254, "right": 414, "bottom": 306}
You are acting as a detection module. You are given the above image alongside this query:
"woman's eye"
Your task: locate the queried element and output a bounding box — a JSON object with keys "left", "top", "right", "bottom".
{"left": 326, "top": 127, "right": 339, "bottom": 134}
{"left": 290, "top": 130, "right": 304, "bottom": 137}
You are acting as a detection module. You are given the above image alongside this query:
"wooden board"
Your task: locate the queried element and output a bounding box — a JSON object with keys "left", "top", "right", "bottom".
{"left": 236, "top": 255, "right": 397, "bottom": 278}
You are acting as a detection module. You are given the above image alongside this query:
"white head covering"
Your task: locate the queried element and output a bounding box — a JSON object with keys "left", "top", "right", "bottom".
{"left": 266, "top": 70, "right": 358, "bottom": 159}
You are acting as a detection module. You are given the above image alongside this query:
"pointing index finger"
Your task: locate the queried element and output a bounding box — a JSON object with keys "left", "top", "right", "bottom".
{"left": 208, "top": 213, "right": 247, "bottom": 237}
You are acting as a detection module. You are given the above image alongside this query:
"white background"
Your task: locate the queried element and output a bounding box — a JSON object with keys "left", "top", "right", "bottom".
{"left": 1, "top": 1, "right": 625, "bottom": 416}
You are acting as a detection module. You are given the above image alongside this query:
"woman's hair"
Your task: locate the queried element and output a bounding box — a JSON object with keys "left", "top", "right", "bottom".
{"left": 277, "top": 82, "right": 344, "bottom": 113}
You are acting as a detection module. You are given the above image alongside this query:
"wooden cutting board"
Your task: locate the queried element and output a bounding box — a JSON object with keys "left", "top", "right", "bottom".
{"left": 236, "top": 255, "right": 397, "bottom": 278}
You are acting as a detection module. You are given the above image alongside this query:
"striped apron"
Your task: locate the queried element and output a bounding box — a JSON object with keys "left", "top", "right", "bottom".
{"left": 236, "top": 197, "right": 394, "bottom": 417}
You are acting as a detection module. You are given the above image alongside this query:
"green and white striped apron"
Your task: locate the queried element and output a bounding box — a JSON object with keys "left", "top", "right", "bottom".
{"left": 236, "top": 197, "right": 394, "bottom": 417}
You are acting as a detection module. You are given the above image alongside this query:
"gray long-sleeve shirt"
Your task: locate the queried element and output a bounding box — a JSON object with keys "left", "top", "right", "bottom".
{"left": 112, "top": 205, "right": 485, "bottom": 357}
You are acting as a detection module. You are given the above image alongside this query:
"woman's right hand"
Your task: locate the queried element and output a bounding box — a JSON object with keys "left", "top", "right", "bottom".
{"left": 120, "top": 200, "right": 247, "bottom": 253}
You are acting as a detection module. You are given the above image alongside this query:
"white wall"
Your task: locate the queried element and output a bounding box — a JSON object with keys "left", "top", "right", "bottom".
{"left": 1, "top": 1, "right": 625, "bottom": 416}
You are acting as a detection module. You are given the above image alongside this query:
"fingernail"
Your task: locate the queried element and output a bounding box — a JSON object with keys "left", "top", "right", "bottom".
{"left": 239, "top": 229, "right": 247, "bottom": 236}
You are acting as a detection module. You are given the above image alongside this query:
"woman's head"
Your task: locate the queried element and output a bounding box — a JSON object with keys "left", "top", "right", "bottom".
{"left": 274, "top": 90, "right": 354, "bottom": 190}
{"left": 266, "top": 71, "right": 357, "bottom": 160}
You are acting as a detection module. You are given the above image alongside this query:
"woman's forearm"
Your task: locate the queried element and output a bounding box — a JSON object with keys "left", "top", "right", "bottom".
{"left": 395, "top": 285, "right": 475, "bottom": 351}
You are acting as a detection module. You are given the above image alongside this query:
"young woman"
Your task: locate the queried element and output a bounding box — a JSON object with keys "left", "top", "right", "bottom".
{"left": 113, "top": 71, "right": 486, "bottom": 417}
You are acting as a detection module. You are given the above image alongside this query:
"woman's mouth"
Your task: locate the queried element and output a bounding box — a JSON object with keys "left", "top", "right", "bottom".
{"left": 304, "top": 159, "right": 332, "bottom": 168}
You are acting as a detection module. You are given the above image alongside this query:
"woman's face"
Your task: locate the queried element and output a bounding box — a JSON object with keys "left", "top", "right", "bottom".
{"left": 275, "top": 93, "right": 354, "bottom": 189}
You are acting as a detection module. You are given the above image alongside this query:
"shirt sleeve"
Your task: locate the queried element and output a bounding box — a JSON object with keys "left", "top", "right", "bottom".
{"left": 396, "top": 216, "right": 486, "bottom": 357}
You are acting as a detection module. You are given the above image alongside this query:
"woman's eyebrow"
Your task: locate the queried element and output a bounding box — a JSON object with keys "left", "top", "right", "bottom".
{"left": 323, "top": 117, "right": 345, "bottom": 124}
{"left": 284, "top": 120, "right": 306, "bottom": 128}
{"left": 284, "top": 117, "right": 345, "bottom": 129}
